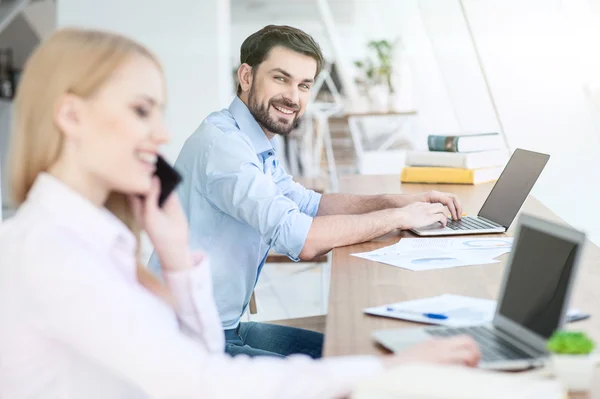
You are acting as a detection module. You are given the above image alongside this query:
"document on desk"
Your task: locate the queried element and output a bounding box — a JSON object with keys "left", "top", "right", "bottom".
{"left": 394, "top": 237, "right": 514, "bottom": 251}
{"left": 364, "top": 294, "right": 495, "bottom": 327}
{"left": 364, "top": 294, "right": 584, "bottom": 327}
{"left": 351, "top": 237, "right": 512, "bottom": 271}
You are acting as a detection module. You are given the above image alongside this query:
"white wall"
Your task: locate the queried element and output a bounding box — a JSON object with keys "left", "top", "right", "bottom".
{"left": 393, "top": 1, "right": 461, "bottom": 138}
{"left": 57, "top": 0, "right": 233, "bottom": 164}
{"left": 463, "top": 0, "right": 600, "bottom": 240}
{"left": 393, "top": 0, "right": 600, "bottom": 243}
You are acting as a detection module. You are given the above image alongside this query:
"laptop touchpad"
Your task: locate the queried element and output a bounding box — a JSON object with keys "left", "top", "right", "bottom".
{"left": 416, "top": 222, "right": 447, "bottom": 231}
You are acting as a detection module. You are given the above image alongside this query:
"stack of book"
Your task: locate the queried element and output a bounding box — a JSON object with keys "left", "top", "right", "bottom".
{"left": 401, "top": 133, "right": 508, "bottom": 185}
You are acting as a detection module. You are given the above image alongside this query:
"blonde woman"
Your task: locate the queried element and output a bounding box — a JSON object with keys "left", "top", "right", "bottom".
{"left": 0, "top": 28, "right": 480, "bottom": 399}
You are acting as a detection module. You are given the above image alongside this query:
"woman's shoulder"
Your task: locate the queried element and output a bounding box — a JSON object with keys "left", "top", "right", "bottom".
{"left": 0, "top": 208, "right": 93, "bottom": 277}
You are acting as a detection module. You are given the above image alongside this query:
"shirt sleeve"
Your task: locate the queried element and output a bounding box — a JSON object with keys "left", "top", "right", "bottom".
{"left": 19, "top": 238, "right": 384, "bottom": 399}
{"left": 163, "top": 251, "right": 224, "bottom": 353}
{"left": 269, "top": 155, "right": 322, "bottom": 218}
{"left": 200, "top": 134, "right": 313, "bottom": 260}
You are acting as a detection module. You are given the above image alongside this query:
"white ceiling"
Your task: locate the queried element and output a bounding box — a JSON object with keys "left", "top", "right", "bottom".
{"left": 231, "top": 0, "right": 356, "bottom": 24}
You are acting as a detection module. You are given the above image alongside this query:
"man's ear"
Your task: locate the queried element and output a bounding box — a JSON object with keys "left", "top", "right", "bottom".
{"left": 54, "top": 93, "right": 84, "bottom": 140}
{"left": 237, "top": 63, "right": 254, "bottom": 93}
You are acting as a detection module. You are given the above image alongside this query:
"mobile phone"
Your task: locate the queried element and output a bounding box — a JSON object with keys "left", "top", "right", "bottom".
{"left": 154, "top": 155, "right": 182, "bottom": 207}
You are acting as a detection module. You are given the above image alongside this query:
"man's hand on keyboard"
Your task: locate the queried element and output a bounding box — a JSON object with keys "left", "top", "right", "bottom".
{"left": 410, "top": 191, "right": 463, "bottom": 221}
{"left": 397, "top": 202, "right": 449, "bottom": 230}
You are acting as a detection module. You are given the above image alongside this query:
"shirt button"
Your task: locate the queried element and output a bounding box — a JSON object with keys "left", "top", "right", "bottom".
{"left": 268, "top": 152, "right": 274, "bottom": 156}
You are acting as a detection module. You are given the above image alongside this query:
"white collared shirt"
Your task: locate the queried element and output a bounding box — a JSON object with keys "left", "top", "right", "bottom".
{"left": 0, "top": 173, "right": 382, "bottom": 399}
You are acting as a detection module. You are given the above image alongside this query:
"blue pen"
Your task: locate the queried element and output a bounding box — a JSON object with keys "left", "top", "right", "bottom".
{"left": 386, "top": 307, "right": 448, "bottom": 320}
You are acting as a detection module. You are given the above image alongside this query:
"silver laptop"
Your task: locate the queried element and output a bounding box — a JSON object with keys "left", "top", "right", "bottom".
{"left": 374, "top": 214, "right": 586, "bottom": 370}
{"left": 411, "top": 149, "right": 550, "bottom": 236}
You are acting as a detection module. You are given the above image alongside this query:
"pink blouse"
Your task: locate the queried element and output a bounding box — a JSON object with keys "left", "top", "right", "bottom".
{"left": 0, "top": 174, "right": 383, "bottom": 399}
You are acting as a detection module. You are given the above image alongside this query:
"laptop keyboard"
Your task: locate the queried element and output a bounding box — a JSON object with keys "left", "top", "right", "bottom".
{"left": 426, "top": 326, "right": 535, "bottom": 362}
{"left": 446, "top": 216, "right": 499, "bottom": 231}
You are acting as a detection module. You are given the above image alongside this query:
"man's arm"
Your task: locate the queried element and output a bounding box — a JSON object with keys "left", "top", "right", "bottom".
{"left": 202, "top": 135, "right": 319, "bottom": 261}
{"left": 316, "top": 191, "right": 463, "bottom": 220}
{"left": 316, "top": 193, "right": 409, "bottom": 216}
{"left": 270, "top": 152, "right": 461, "bottom": 220}
{"left": 200, "top": 135, "right": 452, "bottom": 262}
{"left": 299, "top": 202, "right": 448, "bottom": 260}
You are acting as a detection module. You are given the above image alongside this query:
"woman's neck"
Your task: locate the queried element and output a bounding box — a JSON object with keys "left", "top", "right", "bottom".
{"left": 47, "top": 157, "right": 110, "bottom": 207}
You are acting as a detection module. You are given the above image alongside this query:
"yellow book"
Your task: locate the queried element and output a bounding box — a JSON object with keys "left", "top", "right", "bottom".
{"left": 401, "top": 165, "right": 504, "bottom": 185}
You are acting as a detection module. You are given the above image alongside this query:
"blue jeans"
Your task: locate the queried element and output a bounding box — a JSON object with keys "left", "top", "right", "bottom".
{"left": 224, "top": 322, "right": 323, "bottom": 358}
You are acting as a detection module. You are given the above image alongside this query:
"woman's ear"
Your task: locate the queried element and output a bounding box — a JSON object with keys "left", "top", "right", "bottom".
{"left": 237, "top": 63, "right": 253, "bottom": 94}
{"left": 54, "top": 93, "right": 84, "bottom": 140}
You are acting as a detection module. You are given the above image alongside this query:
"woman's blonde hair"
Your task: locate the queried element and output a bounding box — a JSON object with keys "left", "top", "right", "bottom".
{"left": 10, "top": 27, "right": 173, "bottom": 306}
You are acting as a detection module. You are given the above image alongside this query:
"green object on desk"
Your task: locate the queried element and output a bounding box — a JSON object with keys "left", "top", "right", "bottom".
{"left": 547, "top": 331, "right": 595, "bottom": 355}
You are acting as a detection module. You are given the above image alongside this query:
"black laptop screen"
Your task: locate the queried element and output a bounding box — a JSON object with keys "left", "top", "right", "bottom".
{"left": 498, "top": 225, "right": 578, "bottom": 338}
{"left": 478, "top": 149, "right": 549, "bottom": 228}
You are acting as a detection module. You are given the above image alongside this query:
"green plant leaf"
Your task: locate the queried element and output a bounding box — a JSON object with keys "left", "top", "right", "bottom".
{"left": 547, "top": 331, "right": 595, "bottom": 355}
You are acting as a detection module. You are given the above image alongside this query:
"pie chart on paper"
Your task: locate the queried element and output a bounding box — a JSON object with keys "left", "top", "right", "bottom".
{"left": 411, "top": 257, "right": 458, "bottom": 265}
{"left": 462, "top": 239, "right": 512, "bottom": 248}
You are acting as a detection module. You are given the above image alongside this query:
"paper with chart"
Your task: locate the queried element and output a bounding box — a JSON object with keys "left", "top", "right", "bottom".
{"left": 394, "top": 237, "right": 513, "bottom": 251}
{"left": 364, "top": 294, "right": 583, "bottom": 328}
{"left": 351, "top": 237, "right": 513, "bottom": 271}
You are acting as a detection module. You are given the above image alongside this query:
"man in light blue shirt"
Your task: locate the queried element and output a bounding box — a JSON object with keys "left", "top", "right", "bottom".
{"left": 151, "top": 25, "right": 463, "bottom": 358}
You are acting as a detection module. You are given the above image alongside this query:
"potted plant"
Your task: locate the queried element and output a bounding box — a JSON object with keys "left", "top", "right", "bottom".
{"left": 354, "top": 39, "right": 399, "bottom": 112}
{"left": 547, "top": 331, "right": 596, "bottom": 391}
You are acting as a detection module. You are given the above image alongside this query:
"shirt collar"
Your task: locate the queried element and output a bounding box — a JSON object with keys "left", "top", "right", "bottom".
{"left": 229, "top": 96, "right": 274, "bottom": 154}
{"left": 26, "top": 173, "right": 137, "bottom": 259}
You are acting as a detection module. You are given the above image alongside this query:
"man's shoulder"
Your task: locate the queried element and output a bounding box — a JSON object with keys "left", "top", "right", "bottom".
{"left": 182, "top": 109, "right": 255, "bottom": 156}
{"left": 205, "top": 108, "right": 239, "bottom": 134}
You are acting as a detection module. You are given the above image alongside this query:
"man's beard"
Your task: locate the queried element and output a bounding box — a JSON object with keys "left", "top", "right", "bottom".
{"left": 247, "top": 84, "right": 301, "bottom": 136}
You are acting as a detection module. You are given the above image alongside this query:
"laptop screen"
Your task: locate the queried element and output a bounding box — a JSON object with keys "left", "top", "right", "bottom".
{"left": 497, "top": 224, "right": 579, "bottom": 338}
{"left": 478, "top": 149, "right": 549, "bottom": 227}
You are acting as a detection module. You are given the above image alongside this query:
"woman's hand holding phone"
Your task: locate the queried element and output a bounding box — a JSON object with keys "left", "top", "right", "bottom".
{"left": 129, "top": 176, "right": 193, "bottom": 272}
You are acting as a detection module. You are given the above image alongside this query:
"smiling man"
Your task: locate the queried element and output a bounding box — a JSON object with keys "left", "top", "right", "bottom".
{"left": 153, "top": 25, "right": 463, "bottom": 358}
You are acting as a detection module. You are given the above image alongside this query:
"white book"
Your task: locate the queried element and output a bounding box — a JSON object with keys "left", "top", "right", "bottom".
{"left": 406, "top": 149, "right": 510, "bottom": 169}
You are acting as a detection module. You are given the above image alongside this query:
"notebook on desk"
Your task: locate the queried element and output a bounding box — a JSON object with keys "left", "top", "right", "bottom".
{"left": 411, "top": 149, "right": 550, "bottom": 236}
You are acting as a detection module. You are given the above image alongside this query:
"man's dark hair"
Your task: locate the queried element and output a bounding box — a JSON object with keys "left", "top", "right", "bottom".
{"left": 237, "top": 25, "right": 324, "bottom": 95}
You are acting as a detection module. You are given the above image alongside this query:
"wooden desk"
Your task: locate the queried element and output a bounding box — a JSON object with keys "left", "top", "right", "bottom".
{"left": 324, "top": 174, "right": 600, "bottom": 398}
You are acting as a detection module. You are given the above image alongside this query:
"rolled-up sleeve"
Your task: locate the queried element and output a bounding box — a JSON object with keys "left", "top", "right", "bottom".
{"left": 201, "top": 135, "right": 313, "bottom": 261}
{"left": 270, "top": 160, "right": 322, "bottom": 217}
{"left": 301, "top": 190, "right": 322, "bottom": 217}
